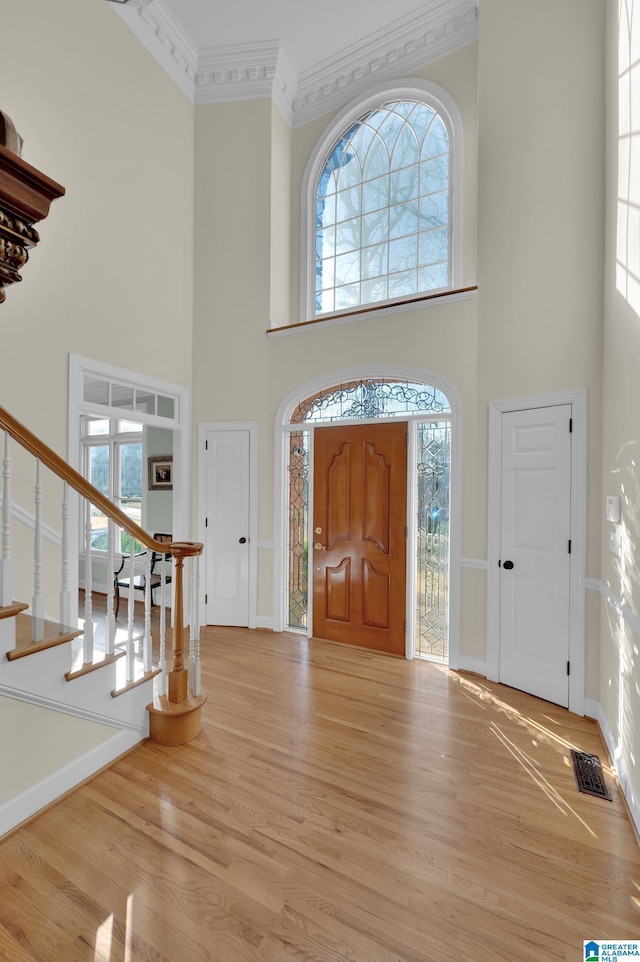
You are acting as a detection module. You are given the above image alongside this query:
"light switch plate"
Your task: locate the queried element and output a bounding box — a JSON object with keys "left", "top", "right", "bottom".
{"left": 606, "top": 495, "right": 621, "bottom": 523}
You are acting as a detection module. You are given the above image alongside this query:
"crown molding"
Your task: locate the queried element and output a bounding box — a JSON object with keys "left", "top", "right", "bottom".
{"left": 292, "top": 1, "right": 478, "bottom": 126}
{"left": 111, "top": 0, "right": 198, "bottom": 100}
{"left": 194, "top": 40, "right": 297, "bottom": 126}
{"left": 110, "top": 0, "right": 478, "bottom": 125}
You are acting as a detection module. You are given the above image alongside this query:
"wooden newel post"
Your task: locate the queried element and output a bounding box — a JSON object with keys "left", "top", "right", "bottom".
{"left": 167, "top": 541, "right": 203, "bottom": 704}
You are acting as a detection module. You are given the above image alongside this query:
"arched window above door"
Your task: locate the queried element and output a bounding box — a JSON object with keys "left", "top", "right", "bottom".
{"left": 291, "top": 377, "right": 451, "bottom": 424}
{"left": 301, "top": 80, "right": 464, "bottom": 321}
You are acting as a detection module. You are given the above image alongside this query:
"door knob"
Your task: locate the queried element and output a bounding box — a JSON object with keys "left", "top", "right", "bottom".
{"left": 315, "top": 542, "right": 326, "bottom": 550}
{"left": 503, "top": 559, "right": 514, "bottom": 569}
{"left": 239, "top": 537, "right": 247, "bottom": 544}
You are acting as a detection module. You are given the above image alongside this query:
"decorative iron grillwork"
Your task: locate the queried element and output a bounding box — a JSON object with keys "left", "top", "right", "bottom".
{"left": 287, "top": 431, "right": 309, "bottom": 629}
{"left": 416, "top": 421, "right": 450, "bottom": 661}
{"left": 292, "top": 379, "right": 450, "bottom": 424}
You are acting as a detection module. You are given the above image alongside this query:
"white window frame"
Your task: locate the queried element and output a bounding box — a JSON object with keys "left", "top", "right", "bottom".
{"left": 68, "top": 355, "right": 191, "bottom": 627}
{"left": 299, "top": 78, "right": 464, "bottom": 323}
{"left": 80, "top": 416, "right": 144, "bottom": 557}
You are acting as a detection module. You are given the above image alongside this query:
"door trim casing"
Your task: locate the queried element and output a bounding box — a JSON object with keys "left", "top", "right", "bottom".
{"left": 197, "top": 421, "right": 259, "bottom": 629}
{"left": 486, "top": 388, "right": 587, "bottom": 715}
{"left": 273, "top": 364, "right": 462, "bottom": 666}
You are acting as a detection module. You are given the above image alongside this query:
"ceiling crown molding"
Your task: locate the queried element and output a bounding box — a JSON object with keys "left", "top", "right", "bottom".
{"left": 195, "top": 41, "right": 298, "bottom": 125}
{"left": 109, "top": 0, "right": 478, "bottom": 125}
{"left": 292, "top": 1, "right": 478, "bottom": 126}
{"left": 111, "top": 0, "right": 198, "bottom": 99}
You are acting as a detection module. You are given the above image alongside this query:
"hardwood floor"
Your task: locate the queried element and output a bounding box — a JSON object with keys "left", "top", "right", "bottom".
{"left": 1, "top": 622, "right": 639, "bottom": 961}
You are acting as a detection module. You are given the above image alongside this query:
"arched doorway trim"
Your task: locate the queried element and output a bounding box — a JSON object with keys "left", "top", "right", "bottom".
{"left": 273, "top": 364, "right": 462, "bottom": 667}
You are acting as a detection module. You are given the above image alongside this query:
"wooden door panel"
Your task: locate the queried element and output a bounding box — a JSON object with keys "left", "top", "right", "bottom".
{"left": 363, "top": 560, "right": 389, "bottom": 628}
{"left": 313, "top": 422, "right": 406, "bottom": 654}
{"left": 326, "top": 559, "right": 351, "bottom": 622}
{"left": 326, "top": 441, "right": 352, "bottom": 547}
{"left": 363, "top": 441, "right": 390, "bottom": 552}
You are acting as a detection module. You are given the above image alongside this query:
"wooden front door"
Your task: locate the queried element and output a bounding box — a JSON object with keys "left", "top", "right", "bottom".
{"left": 312, "top": 422, "right": 407, "bottom": 654}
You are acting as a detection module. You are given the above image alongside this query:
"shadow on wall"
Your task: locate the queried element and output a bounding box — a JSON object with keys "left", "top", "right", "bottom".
{"left": 606, "top": 437, "right": 640, "bottom": 785}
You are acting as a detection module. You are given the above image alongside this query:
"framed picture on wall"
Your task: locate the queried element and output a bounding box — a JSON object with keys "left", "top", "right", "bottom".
{"left": 148, "top": 455, "right": 173, "bottom": 491}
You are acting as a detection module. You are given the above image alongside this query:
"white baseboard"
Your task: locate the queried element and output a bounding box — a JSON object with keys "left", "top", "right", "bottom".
{"left": 0, "top": 725, "right": 145, "bottom": 839}
{"left": 457, "top": 655, "right": 487, "bottom": 676}
{"left": 255, "top": 616, "right": 274, "bottom": 630}
{"left": 585, "top": 696, "right": 640, "bottom": 841}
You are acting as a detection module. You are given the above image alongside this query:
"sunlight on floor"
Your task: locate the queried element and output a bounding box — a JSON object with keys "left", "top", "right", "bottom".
{"left": 491, "top": 723, "right": 598, "bottom": 838}
{"left": 437, "top": 667, "right": 605, "bottom": 837}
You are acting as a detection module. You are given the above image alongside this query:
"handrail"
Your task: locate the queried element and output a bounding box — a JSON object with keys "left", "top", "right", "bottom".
{"left": 0, "top": 404, "right": 199, "bottom": 558}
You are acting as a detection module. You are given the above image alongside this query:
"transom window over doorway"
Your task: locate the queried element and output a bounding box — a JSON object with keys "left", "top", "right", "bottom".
{"left": 285, "top": 377, "right": 452, "bottom": 662}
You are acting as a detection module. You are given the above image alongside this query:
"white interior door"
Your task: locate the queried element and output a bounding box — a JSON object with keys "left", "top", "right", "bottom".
{"left": 499, "top": 405, "right": 572, "bottom": 707}
{"left": 205, "top": 429, "right": 250, "bottom": 626}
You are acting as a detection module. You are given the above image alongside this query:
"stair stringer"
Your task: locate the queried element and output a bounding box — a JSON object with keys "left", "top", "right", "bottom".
{"left": 0, "top": 639, "right": 154, "bottom": 731}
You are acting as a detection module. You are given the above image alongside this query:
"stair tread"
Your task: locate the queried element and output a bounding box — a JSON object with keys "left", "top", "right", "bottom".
{"left": 0, "top": 600, "right": 29, "bottom": 620}
{"left": 113, "top": 667, "right": 162, "bottom": 698}
{"left": 7, "top": 613, "right": 83, "bottom": 660}
{"left": 65, "top": 649, "right": 126, "bottom": 682}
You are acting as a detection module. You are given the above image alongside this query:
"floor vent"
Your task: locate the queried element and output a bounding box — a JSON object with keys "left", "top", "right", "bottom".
{"left": 570, "top": 749, "right": 612, "bottom": 801}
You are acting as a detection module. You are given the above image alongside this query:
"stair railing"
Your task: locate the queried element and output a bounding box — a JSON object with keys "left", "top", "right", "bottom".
{"left": 0, "top": 404, "right": 203, "bottom": 704}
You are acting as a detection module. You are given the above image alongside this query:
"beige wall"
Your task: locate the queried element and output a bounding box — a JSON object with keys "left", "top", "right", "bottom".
{"left": 600, "top": 0, "right": 640, "bottom": 814}
{"left": 2, "top": 0, "right": 195, "bottom": 613}
{"left": 190, "top": 44, "right": 482, "bottom": 628}
{"left": 1, "top": 0, "right": 195, "bottom": 441}
{"left": 476, "top": 0, "right": 606, "bottom": 695}
{"left": 6, "top": 0, "right": 627, "bottom": 751}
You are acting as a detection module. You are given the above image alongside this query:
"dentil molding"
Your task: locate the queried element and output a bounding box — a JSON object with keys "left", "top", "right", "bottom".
{"left": 111, "top": 0, "right": 478, "bottom": 126}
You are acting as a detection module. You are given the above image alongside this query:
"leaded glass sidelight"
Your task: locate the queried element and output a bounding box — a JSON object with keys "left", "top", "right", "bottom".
{"left": 287, "top": 431, "right": 309, "bottom": 629}
{"left": 416, "top": 421, "right": 451, "bottom": 661}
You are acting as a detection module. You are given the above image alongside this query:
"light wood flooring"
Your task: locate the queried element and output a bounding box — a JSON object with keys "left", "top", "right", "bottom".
{"left": 1, "top": 617, "right": 639, "bottom": 961}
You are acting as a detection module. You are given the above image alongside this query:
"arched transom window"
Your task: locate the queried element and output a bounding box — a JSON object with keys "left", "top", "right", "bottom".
{"left": 313, "top": 98, "right": 452, "bottom": 316}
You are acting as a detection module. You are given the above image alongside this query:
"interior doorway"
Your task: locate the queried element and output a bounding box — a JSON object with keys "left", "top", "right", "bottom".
{"left": 486, "top": 389, "right": 587, "bottom": 715}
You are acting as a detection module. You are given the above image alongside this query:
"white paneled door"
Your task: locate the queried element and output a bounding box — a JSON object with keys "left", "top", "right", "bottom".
{"left": 205, "top": 430, "right": 250, "bottom": 626}
{"left": 499, "top": 405, "right": 572, "bottom": 707}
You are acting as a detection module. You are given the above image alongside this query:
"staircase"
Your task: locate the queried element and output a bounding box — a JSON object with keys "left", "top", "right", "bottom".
{"left": 0, "top": 404, "right": 206, "bottom": 838}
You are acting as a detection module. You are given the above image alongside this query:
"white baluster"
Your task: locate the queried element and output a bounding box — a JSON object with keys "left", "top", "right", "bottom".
{"left": 143, "top": 550, "right": 152, "bottom": 674}
{"left": 157, "top": 548, "right": 168, "bottom": 696}
{"left": 106, "top": 520, "right": 116, "bottom": 657}
{"left": 126, "top": 550, "right": 135, "bottom": 683}
{"left": 83, "top": 500, "right": 94, "bottom": 664}
{"left": 31, "top": 460, "right": 44, "bottom": 641}
{"left": 1, "top": 432, "right": 12, "bottom": 606}
{"left": 190, "top": 554, "right": 201, "bottom": 696}
{"left": 60, "top": 482, "right": 71, "bottom": 628}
